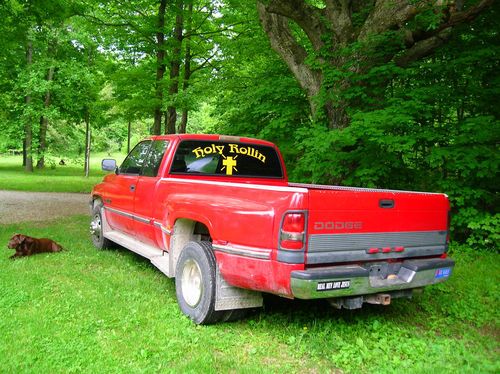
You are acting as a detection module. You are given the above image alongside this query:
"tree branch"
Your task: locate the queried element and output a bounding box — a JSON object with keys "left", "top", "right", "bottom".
{"left": 397, "top": 0, "right": 494, "bottom": 66}
{"left": 435, "top": 0, "right": 493, "bottom": 34}
{"left": 396, "top": 28, "right": 452, "bottom": 66}
{"left": 259, "top": 0, "right": 326, "bottom": 50}
{"left": 191, "top": 50, "right": 218, "bottom": 74}
{"left": 190, "top": 7, "right": 213, "bottom": 35}
{"left": 75, "top": 12, "right": 155, "bottom": 43}
{"left": 188, "top": 22, "right": 248, "bottom": 38}
{"left": 359, "top": 0, "right": 418, "bottom": 41}
{"left": 257, "top": 2, "right": 322, "bottom": 105}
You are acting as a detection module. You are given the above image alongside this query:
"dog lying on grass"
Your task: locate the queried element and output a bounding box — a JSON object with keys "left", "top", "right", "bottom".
{"left": 7, "top": 234, "right": 63, "bottom": 259}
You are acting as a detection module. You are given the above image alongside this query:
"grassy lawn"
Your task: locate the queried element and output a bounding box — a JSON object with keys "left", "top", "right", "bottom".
{"left": 0, "top": 154, "right": 125, "bottom": 193}
{"left": 0, "top": 216, "right": 498, "bottom": 373}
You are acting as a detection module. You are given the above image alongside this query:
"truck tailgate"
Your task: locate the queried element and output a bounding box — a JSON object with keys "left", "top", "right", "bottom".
{"left": 294, "top": 184, "right": 450, "bottom": 265}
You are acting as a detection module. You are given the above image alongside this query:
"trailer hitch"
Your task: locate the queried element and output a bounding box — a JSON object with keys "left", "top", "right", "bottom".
{"left": 328, "top": 290, "right": 413, "bottom": 310}
{"left": 365, "top": 293, "right": 391, "bottom": 305}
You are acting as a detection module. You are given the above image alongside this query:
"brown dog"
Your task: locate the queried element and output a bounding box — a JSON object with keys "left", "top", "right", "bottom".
{"left": 7, "top": 234, "right": 63, "bottom": 259}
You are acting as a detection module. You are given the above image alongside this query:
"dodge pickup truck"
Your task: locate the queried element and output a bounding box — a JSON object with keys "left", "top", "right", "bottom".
{"left": 90, "top": 134, "right": 454, "bottom": 324}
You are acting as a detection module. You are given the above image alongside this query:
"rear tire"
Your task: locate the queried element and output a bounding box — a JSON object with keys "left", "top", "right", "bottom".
{"left": 175, "top": 241, "right": 223, "bottom": 324}
{"left": 90, "top": 201, "right": 113, "bottom": 250}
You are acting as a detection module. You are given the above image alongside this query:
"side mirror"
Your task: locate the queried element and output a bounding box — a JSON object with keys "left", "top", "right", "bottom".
{"left": 102, "top": 159, "right": 117, "bottom": 172}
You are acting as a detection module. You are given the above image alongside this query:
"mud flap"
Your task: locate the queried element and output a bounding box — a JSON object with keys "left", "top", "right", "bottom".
{"left": 214, "top": 264, "right": 263, "bottom": 311}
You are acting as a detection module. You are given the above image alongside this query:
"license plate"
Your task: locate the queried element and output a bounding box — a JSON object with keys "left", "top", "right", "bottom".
{"left": 317, "top": 280, "right": 350, "bottom": 291}
{"left": 435, "top": 268, "right": 451, "bottom": 279}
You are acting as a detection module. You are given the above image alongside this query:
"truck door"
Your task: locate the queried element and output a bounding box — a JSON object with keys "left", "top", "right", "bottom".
{"left": 133, "top": 140, "right": 170, "bottom": 247}
{"left": 104, "top": 140, "right": 152, "bottom": 236}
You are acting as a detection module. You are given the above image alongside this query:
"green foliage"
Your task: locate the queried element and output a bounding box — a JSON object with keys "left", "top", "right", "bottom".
{"left": 0, "top": 218, "right": 498, "bottom": 373}
{"left": 463, "top": 211, "right": 499, "bottom": 251}
{"left": 284, "top": 5, "right": 500, "bottom": 248}
{"left": 187, "top": 101, "right": 222, "bottom": 134}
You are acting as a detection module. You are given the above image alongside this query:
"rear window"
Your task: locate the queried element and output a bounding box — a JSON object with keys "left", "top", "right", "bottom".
{"left": 171, "top": 140, "right": 283, "bottom": 178}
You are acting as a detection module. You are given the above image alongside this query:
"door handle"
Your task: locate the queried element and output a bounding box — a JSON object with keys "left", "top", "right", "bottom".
{"left": 130, "top": 184, "right": 136, "bottom": 192}
{"left": 379, "top": 199, "right": 394, "bottom": 208}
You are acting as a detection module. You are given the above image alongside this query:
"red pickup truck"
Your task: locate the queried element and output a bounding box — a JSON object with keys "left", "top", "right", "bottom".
{"left": 90, "top": 134, "right": 454, "bottom": 324}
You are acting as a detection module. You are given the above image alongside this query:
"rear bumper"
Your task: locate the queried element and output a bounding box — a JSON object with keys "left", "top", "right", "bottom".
{"left": 290, "top": 258, "right": 454, "bottom": 299}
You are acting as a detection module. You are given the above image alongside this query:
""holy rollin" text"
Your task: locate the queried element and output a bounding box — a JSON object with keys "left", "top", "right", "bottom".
{"left": 192, "top": 143, "right": 266, "bottom": 163}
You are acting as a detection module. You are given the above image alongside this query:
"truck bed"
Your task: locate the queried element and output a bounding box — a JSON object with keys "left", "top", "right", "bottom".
{"left": 289, "top": 182, "right": 450, "bottom": 266}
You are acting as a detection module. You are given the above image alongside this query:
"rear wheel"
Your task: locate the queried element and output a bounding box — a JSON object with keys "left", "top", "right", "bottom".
{"left": 175, "top": 241, "right": 223, "bottom": 324}
{"left": 90, "top": 201, "right": 112, "bottom": 250}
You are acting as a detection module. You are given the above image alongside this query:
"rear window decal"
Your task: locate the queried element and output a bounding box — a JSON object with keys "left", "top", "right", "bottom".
{"left": 174, "top": 140, "right": 283, "bottom": 178}
{"left": 221, "top": 155, "right": 238, "bottom": 175}
{"left": 192, "top": 143, "right": 266, "bottom": 164}
{"left": 192, "top": 144, "right": 225, "bottom": 158}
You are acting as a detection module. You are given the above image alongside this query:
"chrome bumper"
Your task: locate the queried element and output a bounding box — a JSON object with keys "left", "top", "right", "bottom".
{"left": 290, "top": 258, "right": 454, "bottom": 299}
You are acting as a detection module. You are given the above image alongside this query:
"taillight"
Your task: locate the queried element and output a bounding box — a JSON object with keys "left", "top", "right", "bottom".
{"left": 446, "top": 210, "right": 452, "bottom": 243}
{"left": 280, "top": 213, "right": 305, "bottom": 250}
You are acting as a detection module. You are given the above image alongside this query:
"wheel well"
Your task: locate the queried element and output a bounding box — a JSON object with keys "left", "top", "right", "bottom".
{"left": 170, "top": 219, "right": 212, "bottom": 274}
{"left": 194, "top": 221, "right": 211, "bottom": 242}
{"left": 91, "top": 196, "right": 103, "bottom": 209}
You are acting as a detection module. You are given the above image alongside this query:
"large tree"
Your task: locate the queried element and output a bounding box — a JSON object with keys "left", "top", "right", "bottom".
{"left": 257, "top": 0, "right": 494, "bottom": 129}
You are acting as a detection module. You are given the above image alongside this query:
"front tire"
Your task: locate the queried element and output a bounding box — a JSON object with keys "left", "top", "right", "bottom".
{"left": 90, "top": 201, "right": 113, "bottom": 250}
{"left": 175, "top": 241, "right": 223, "bottom": 324}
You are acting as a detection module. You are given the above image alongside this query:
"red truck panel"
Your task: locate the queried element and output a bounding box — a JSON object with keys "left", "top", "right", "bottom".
{"left": 301, "top": 185, "right": 450, "bottom": 267}
{"left": 150, "top": 177, "right": 308, "bottom": 296}
{"left": 306, "top": 188, "right": 449, "bottom": 234}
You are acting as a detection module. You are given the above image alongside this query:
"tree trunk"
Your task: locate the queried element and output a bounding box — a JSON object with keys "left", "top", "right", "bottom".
{"left": 36, "top": 66, "right": 55, "bottom": 169}
{"left": 179, "top": 111, "right": 188, "bottom": 134}
{"left": 325, "top": 101, "right": 350, "bottom": 130}
{"left": 24, "top": 40, "right": 33, "bottom": 172}
{"left": 127, "top": 119, "right": 131, "bottom": 153}
{"left": 179, "top": 1, "right": 193, "bottom": 134}
{"left": 84, "top": 110, "right": 91, "bottom": 177}
{"left": 165, "top": 0, "right": 184, "bottom": 134}
{"left": 153, "top": 0, "right": 167, "bottom": 135}
{"left": 24, "top": 120, "right": 32, "bottom": 172}
{"left": 36, "top": 116, "right": 48, "bottom": 169}
{"left": 22, "top": 139, "right": 26, "bottom": 167}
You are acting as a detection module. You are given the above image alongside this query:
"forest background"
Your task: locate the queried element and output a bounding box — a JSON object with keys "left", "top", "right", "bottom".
{"left": 0, "top": 0, "right": 498, "bottom": 251}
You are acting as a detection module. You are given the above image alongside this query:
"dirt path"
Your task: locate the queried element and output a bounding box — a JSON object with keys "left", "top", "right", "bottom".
{"left": 0, "top": 190, "right": 90, "bottom": 224}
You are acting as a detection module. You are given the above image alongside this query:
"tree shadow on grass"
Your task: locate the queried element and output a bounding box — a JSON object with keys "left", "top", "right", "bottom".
{"left": 258, "top": 292, "right": 427, "bottom": 327}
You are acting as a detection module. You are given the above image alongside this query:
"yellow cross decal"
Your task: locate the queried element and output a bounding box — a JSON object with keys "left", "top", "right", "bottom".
{"left": 222, "top": 156, "right": 238, "bottom": 175}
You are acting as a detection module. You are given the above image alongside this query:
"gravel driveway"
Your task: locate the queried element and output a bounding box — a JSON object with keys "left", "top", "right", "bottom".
{"left": 0, "top": 190, "right": 90, "bottom": 224}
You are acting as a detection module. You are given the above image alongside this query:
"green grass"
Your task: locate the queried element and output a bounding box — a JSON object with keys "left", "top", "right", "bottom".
{"left": 0, "top": 216, "right": 498, "bottom": 373}
{"left": 0, "top": 153, "right": 125, "bottom": 193}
